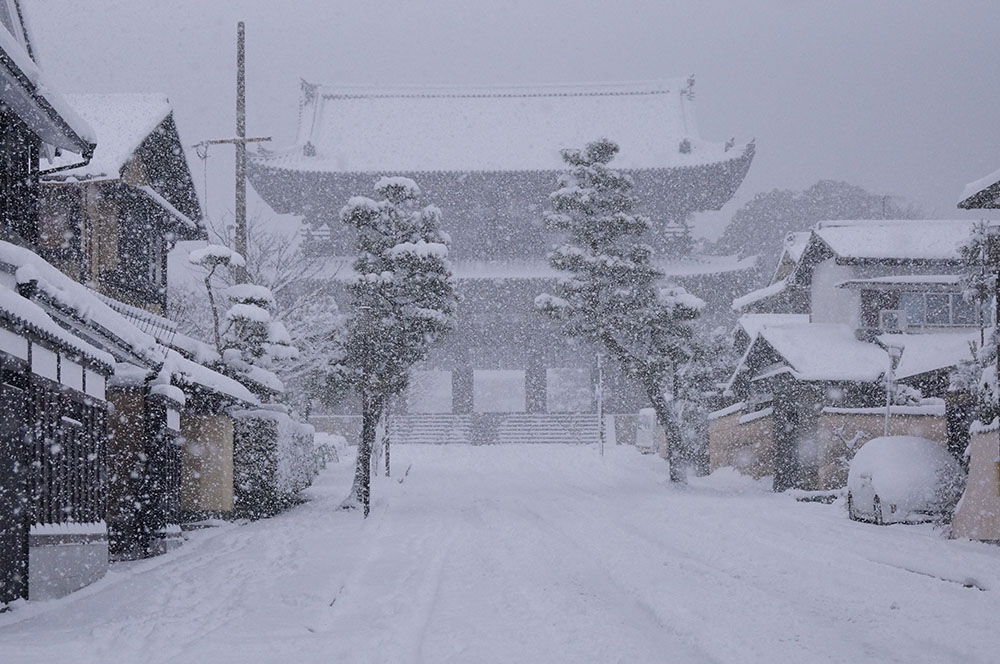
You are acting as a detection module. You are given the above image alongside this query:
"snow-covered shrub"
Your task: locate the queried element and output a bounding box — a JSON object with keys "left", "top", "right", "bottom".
{"left": 232, "top": 407, "right": 317, "bottom": 518}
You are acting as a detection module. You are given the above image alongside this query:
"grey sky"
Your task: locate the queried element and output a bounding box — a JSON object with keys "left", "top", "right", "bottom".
{"left": 25, "top": 0, "right": 1000, "bottom": 238}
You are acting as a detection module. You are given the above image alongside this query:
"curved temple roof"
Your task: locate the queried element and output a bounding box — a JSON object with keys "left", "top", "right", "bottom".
{"left": 252, "top": 78, "right": 752, "bottom": 175}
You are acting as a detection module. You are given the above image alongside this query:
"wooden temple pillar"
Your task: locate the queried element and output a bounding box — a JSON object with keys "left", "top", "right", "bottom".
{"left": 452, "top": 350, "right": 474, "bottom": 415}
{"left": 525, "top": 352, "right": 547, "bottom": 414}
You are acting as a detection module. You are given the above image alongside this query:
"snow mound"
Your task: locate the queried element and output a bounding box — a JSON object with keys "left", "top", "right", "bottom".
{"left": 848, "top": 436, "right": 964, "bottom": 518}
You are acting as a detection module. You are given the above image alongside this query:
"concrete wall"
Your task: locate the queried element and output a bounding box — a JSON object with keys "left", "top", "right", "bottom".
{"left": 815, "top": 411, "right": 948, "bottom": 490}
{"left": 810, "top": 259, "right": 858, "bottom": 327}
{"left": 952, "top": 429, "right": 1000, "bottom": 541}
{"left": 181, "top": 413, "right": 234, "bottom": 514}
{"left": 708, "top": 410, "right": 774, "bottom": 479}
{"left": 28, "top": 533, "right": 108, "bottom": 601}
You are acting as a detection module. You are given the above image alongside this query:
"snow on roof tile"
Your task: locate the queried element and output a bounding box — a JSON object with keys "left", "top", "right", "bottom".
{"left": 731, "top": 278, "right": 788, "bottom": 312}
{"left": 737, "top": 313, "right": 809, "bottom": 340}
{"left": 43, "top": 93, "right": 171, "bottom": 180}
{"left": 837, "top": 274, "right": 962, "bottom": 290}
{"left": 255, "top": 78, "right": 749, "bottom": 173}
{"left": 877, "top": 331, "right": 980, "bottom": 380}
{"left": 758, "top": 323, "right": 887, "bottom": 382}
{"left": 0, "top": 240, "right": 162, "bottom": 364}
{"left": 318, "top": 255, "right": 755, "bottom": 282}
{"left": 0, "top": 21, "right": 95, "bottom": 151}
{"left": 958, "top": 165, "right": 1000, "bottom": 209}
{"left": 783, "top": 232, "right": 811, "bottom": 263}
{"left": 164, "top": 349, "right": 258, "bottom": 406}
{"left": 813, "top": 219, "right": 976, "bottom": 261}
{"left": 0, "top": 285, "right": 113, "bottom": 368}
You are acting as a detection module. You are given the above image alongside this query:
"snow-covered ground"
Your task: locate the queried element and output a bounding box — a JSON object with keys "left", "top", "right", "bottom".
{"left": 3, "top": 440, "right": 1000, "bottom": 663}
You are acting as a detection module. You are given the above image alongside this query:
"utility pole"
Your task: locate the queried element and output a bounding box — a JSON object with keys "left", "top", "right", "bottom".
{"left": 234, "top": 21, "right": 247, "bottom": 282}
{"left": 195, "top": 22, "right": 271, "bottom": 284}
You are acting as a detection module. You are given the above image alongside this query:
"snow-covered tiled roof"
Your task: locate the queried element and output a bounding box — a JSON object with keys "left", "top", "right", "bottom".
{"left": 736, "top": 313, "right": 809, "bottom": 341}
{"left": 783, "top": 232, "right": 811, "bottom": 264}
{"left": 813, "top": 219, "right": 975, "bottom": 262}
{"left": 0, "top": 286, "right": 114, "bottom": 368}
{"left": 254, "top": 78, "right": 751, "bottom": 174}
{"left": 0, "top": 18, "right": 95, "bottom": 153}
{"left": 757, "top": 323, "right": 887, "bottom": 382}
{"left": 837, "top": 274, "right": 962, "bottom": 290}
{"left": 315, "top": 254, "right": 756, "bottom": 281}
{"left": 44, "top": 93, "right": 171, "bottom": 180}
{"left": 878, "top": 331, "right": 980, "bottom": 380}
{"left": 164, "top": 349, "right": 258, "bottom": 406}
{"left": 0, "top": 241, "right": 164, "bottom": 365}
{"left": 731, "top": 278, "right": 789, "bottom": 312}
{"left": 958, "top": 166, "right": 1000, "bottom": 209}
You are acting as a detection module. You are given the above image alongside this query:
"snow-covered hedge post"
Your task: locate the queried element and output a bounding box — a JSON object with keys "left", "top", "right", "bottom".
{"left": 188, "top": 244, "right": 246, "bottom": 352}
{"left": 339, "top": 177, "right": 457, "bottom": 516}
{"left": 536, "top": 138, "right": 704, "bottom": 481}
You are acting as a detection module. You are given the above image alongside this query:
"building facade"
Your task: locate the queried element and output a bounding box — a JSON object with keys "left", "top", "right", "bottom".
{"left": 249, "top": 79, "right": 754, "bottom": 440}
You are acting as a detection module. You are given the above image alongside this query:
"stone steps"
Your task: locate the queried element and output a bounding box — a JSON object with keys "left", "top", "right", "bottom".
{"left": 389, "top": 413, "right": 599, "bottom": 445}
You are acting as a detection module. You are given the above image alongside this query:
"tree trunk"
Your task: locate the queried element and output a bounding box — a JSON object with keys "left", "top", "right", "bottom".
{"left": 350, "top": 392, "right": 383, "bottom": 518}
{"left": 384, "top": 410, "right": 391, "bottom": 478}
{"left": 203, "top": 266, "right": 222, "bottom": 353}
{"left": 646, "top": 384, "right": 686, "bottom": 483}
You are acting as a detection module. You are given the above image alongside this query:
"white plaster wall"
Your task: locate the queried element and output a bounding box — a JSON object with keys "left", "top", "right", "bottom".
{"left": 951, "top": 430, "right": 1000, "bottom": 541}
{"left": 28, "top": 539, "right": 109, "bottom": 600}
{"left": 810, "top": 258, "right": 859, "bottom": 326}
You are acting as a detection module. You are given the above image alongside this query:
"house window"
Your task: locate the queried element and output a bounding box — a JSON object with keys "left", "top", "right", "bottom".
{"left": 896, "top": 291, "right": 990, "bottom": 328}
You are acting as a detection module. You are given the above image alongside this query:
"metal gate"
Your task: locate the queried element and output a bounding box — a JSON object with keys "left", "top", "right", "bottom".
{"left": 0, "top": 361, "right": 28, "bottom": 604}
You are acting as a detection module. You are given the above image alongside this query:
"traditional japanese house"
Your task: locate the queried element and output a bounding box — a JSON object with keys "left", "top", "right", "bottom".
{"left": 714, "top": 219, "right": 983, "bottom": 491}
{"left": 248, "top": 79, "right": 755, "bottom": 443}
{"left": 38, "top": 93, "right": 205, "bottom": 313}
{"left": 0, "top": 276, "right": 114, "bottom": 602}
{"left": 0, "top": 2, "right": 117, "bottom": 603}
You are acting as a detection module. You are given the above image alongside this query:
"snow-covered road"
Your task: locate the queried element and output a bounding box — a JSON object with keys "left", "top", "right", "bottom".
{"left": 3, "top": 442, "right": 1000, "bottom": 663}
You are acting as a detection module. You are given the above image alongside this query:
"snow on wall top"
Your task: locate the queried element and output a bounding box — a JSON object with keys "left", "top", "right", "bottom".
{"left": 256, "top": 78, "right": 748, "bottom": 173}
{"left": 0, "top": 19, "right": 95, "bottom": 151}
{"left": 43, "top": 93, "right": 171, "bottom": 180}
{"left": 813, "top": 219, "right": 976, "bottom": 261}
{"left": 758, "top": 322, "right": 887, "bottom": 382}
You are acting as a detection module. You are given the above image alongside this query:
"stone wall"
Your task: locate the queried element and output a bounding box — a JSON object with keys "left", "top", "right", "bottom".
{"left": 816, "top": 409, "right": 947, "bottom": 490}
{"left": 708, "top": 408, "right": 774, "bottom": 479}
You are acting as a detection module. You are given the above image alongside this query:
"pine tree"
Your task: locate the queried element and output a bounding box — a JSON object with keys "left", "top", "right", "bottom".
{"left": 221, "top": 283, "right": 297, "bottom": 398}
{"left": 959, "top": 220, "right": 995, "bottom": 347}
{"left": 536, "top": 138, "right": 704, "bottom": 481}
{"left": 339, "top": 177, "right": 457, "bottom": 515}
